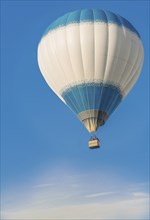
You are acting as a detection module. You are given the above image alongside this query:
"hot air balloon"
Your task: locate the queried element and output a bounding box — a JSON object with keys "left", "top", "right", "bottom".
{"left": 37, "top": 9, "right": 144, "bottom": 149}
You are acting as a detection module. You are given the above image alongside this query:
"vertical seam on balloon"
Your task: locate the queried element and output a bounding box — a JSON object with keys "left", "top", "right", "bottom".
{"left": 75, "top": 11, "right": 90, "bottom": 118}
{"left": 120, "top": 38, "right": 140, "bottom": 95}
{"left": 105, "top": 90, "right": 121, "bottom": 116}
{"left": 88, "top": 9, "right": 94, "bottom": 131}
{"left": 106, "top": 90, "right": 122, "bottom": 116}
{"left": 79, "top": 10, "right": 91, "bottom": 131}
{"left": 44, "top": 38, "right": 65, "bottom": 100}
{"left": 38, "top": 45, "right": 58, "bottom": 99}
{"left": 88, "top": 14, "right": 95, "bottom": 131}
{"left": 98, "top": 10, "right": 109, "bottom": 124}
{"left": 123, "top": 43, "right": 141, "bottom": 88}
{"left": 115, "top": 16, "right": 134, "bottom": 92}
{"left": 64, "top": 13, "right": 84, "bottom": 115}
{"left": 93, "top": 9, "right": 98, "bottom": 131}
{"left": 102, "top": 11, "right": 116, "bottom": 118}
{"left": 110, "top": 15, "right": 122, "bottom": 79}
{"left": 50, "top": 28, "right": 79, "bottom": 113}
{"left": 39, "top": 41, "right": 66, "bottom": 103}
{"left": 123, "top": 58, "right": 143, "bottom": 98}
{"left": 104, "top": 14, "right": 123, "bottom": 116}
{"left": 69, "top": 15, "right": 91, "bottom": 117}
{"left": 64, "top": 11, "right": 89, "bottom": 127}
{"left": 122, "top": 42, "right": 142, "bottom": 94}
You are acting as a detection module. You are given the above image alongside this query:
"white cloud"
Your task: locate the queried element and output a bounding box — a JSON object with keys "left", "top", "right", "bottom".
{"left": 2, "top": 197, "right": 149, "bottom": 219}
{"left": 1, "top": 167, "right": 149, "bottom": 220}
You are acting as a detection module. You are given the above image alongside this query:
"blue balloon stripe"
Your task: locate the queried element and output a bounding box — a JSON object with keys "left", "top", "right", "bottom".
{"left": 62, "top": 83, "right": 122, "bottom": 116}
{"left": 42, "top": 9, "right": 140, "bottom": 38}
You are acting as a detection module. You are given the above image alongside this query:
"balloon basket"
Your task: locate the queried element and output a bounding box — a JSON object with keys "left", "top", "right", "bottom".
{"left": 88, "top": 139, "right": 100, "bottom": 149}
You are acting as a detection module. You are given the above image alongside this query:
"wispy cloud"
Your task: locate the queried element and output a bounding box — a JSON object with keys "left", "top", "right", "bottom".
{"left": 132, "top": 192, "right": 149, "bottom": 198}
{"left": 33, "top": 183, "right": 55, "bottom": 188}
{"left": 85, "top": 191, "right": 117, "bottom": 198}
{"left": 1, "top": 167, "right": 149, "bottom": 220}
{"left": 2, "top": 197, "right": 149, "bottom": 219}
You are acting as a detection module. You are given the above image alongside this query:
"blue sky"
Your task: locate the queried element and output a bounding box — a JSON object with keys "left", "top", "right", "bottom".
{"left": 1, "top": 0, "right": 149, "bottom": 219}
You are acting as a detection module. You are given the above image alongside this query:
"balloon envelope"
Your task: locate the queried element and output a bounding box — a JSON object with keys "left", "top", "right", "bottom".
{"left": 38, "top": 9, "right": 144, "bottom": 132}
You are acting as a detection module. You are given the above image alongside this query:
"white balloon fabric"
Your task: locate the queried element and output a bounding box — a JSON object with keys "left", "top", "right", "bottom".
{"left": 38, "top": 9, "right": 144, "bottom": 133}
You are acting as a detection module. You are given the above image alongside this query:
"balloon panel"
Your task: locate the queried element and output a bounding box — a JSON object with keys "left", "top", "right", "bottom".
{"left": 61, "top": 83, "right": 122, "bottom": 132}
{"left": 43, "top": 9, "right": 140, "bottom": 38}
